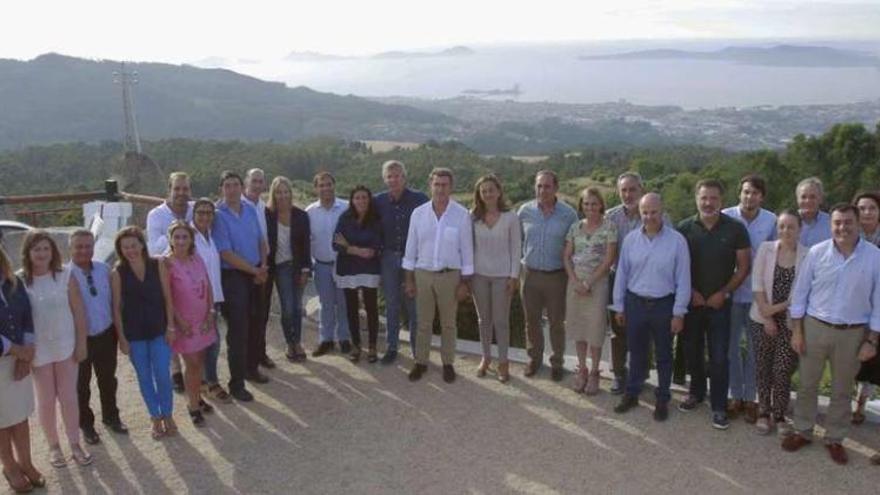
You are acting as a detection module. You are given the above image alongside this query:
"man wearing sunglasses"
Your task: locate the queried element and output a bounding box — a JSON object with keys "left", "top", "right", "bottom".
{"left": 68, "top": 229, "right": 128, "bottom": 445}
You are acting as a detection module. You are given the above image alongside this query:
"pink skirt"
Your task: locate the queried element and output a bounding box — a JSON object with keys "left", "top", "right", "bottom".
{"left": 170, "top": 322, "right": 216, "bottom": 355}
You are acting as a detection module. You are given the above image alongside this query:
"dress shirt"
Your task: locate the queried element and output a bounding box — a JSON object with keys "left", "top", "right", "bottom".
{"left": 799, "top": 210, "right": 831, "bottom": 248}
{"left": 146, "top": 201, "right": 194, "bottom": 256}
{"left": 722, "top": 206, "right": 777, "bottom": 304}
{"left": 611, "top": 225, "right": 692, "bottom": 317}
{"left": 518, "top": 199, "right": 578, "bottom": 271}
{"left": 68, "top": 261, "right": 113, "bottom": 336}
{"left": 193, "top": 224, "right": 225, "bottom": 303}
{"left": 473, "top": 211, "right": 522, "bottom": 278}
{"left": 402, "top": 200, "right": 474, "bottom": 275}
{"left": 213, "top": 200, "right": 262, "bottom": 270}
{"left": 374, "top": 188, "right": 430, "bottom": 253}
{"left": 241, "top": 194, "right": 269, "bottom": 243}
{"left": 306, "top": 198, "right": 349, "bottom": 263}
{"left": 789, "top": 238, "right": 880, "bottom": 332}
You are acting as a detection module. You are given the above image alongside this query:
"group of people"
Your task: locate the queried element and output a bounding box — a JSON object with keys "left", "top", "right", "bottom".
{"left": 2, "top": 162, "right": 880, "bottom": 493}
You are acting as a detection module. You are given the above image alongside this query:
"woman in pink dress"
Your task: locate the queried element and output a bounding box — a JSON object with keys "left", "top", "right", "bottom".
{"left": 165, "top": 221, "right": 216, "bottom": 426}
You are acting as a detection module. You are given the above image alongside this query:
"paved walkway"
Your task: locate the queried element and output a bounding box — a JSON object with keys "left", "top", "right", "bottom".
{"left": 15, "top": 305, "right": 880, "bottom": 494}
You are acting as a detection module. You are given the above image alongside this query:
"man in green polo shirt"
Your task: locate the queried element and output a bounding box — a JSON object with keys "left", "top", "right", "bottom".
{"left": 677, "top": 178, "right": 751, "bottom": 430}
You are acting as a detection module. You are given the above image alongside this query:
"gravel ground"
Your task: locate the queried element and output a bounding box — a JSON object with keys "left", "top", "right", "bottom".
{"left": 12, "top": 300, "right": 880, "bottom": 495}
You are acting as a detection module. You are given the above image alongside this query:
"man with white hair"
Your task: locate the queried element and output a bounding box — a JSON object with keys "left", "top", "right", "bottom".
{"left": 242, "top": 168, "right": 274, "bottom": 371}
{"left": 373, "top": 160, "right": 428, "bottom": 364}
{"left": 796, "top": 177, "right": 831, "bottom": 248}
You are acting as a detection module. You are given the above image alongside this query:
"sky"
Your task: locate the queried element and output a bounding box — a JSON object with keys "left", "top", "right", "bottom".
{"left": 3, "top": 0, "right": 879, "bottom": 63}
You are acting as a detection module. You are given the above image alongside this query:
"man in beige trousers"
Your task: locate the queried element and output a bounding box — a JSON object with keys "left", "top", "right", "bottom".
{"left": 404, "top": 168, "right": 473, "bottom": 383}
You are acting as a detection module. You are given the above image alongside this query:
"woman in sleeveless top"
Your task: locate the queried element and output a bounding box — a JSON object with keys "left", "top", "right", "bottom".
{"left": 20, "top": 231, "right": 91, "bottom": 468}
{"left": 1, "top": 244, "right": 45, "bottom": 492}
{"left": 166, "top": 221, "right": 217, "bottom": 426}
{"left": 749, "top": 210, "right": 806, "bottom": 435}
{"left": 110, "top": 227, "right": 176, "bottom": 439}
{"left": 564, "top": 188, "right": 618, "bottom": 395}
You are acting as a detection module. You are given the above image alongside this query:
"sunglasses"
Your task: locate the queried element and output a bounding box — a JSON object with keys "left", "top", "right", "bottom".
{"left": 86, "top": 273, "right": 98, "bottom": 297}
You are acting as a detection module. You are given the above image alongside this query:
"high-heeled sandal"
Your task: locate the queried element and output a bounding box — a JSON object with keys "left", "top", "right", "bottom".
{"left": 3, "top": 470, "right": 33, "bottom": 493}
{"left": 571, "top": 366, "right": 588, "bottom": 393}
{"left": 497, "top": 361, "right": 510, "bottom": 383}
{"left": 163, "top": 417, "right": 178, "bottom": 436}
{"left": 476, "top": 358, "right": 490, "bottom": 377}
{"left": 189, "top": 408, "right": 206, "bottom": 427}
{"left": 584, "top": 370, "right": 601, "bottom": 396}
{"left": 48, "top": 445, "right": 66, "bottom": 468}
{"left": 852, "top": 395, "right": 868, "bottom": 425}
{"left": 21, "top": 467, "right": 45, "bottom": 489}
{"left": 71, "top": 443, "right": 93, "bottom": 466}
{"left": 150, "top": 418, "right": 165, "bottom": 440}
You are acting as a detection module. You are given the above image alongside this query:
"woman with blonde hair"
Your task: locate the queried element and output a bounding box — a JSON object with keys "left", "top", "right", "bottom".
{"left": 564, "top": 188, "right": 617, "bottom": 395}
{"left": 471, "top": 174, "right": 521, "bottom": 382}
{"left": 0, "top": 244, "right": 45, "bottom": 492}
{"left": 20, "top": 231, "right": 91, "bottom": 467}
{"left": 111, "top": 227, "right": 176, "bottom": 439}
{"left": 165, "top": 221, "right": 217, "bottom": 426}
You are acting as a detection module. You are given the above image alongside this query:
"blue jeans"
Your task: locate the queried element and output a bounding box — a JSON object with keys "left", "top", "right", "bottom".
{"left": 728, "top": 302, "right": 756, "bottom": 401}
{"left": 380, "top": 251, "right": 417, "bottom": 351}
{"left": 275, "top": 261, "right": 305, "bottom": 345}
{"left": 313, "top": 262, "right": 350, "bottom": 343}
{"left": 203, "top": 303, "right": 222, "bottom": 385}
{"left": 624, "top": 292, "right": 675, "bottom": 402}
{"left": 129, "top": 335, "right": 173, "bottom": 419}
{"left": 683, "top": 302, "right": 732, "bottom": 413}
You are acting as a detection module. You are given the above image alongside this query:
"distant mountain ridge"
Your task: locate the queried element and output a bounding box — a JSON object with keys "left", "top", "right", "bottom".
{"left": 0, "top": 53, "right": 457, "bottom": 150}
{"left": 284, "top": 46, "right": 475, "bottom": 62}
{"left": 579, "top": 44, "right": 880, "bottom": 68}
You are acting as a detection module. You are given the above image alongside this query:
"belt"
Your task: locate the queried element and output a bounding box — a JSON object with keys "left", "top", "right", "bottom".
{"left": 528, "top": 267, "right": 564, "bottom": 274}
{"left": 431, "top": 268, "right": 458, "bottom": 273}
{"left": 627, "top": 291, "right": 674, "bottom": 304}
{"left": 314, "top": 259, "right": 335, "bottom": 265}
{"left": 810, "top": 316, "right": 865, "bottom": 330}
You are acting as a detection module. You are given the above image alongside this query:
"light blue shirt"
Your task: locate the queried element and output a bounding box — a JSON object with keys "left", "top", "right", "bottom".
{"left": 68, "top": 261, "right": 113, "bottom": 336}
{"left": 518, "top": 199, "right": 578, "bottom": 271}
{"left": 611, "top": 225, "right": 692, "bottom": 317}
{"left": 722, "top": 206, "right": 777, "bottom": 304}
{"left": 790, "top": 238, "right": 880, "bottom": 333}
{"left": 214, "top": 200, "right": 263, "bottom": 269}
{"left": 799, "top": 210, "right": 831, "bottom": 248}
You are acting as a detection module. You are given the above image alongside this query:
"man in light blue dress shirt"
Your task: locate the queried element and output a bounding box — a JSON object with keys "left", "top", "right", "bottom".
{"left": 783, "top": 203, "right": 880, "bottom": 465}
{"left": 796, "top": 177, "right": 831, "bottom": 248}
{"left": 518, "top": 170, "right": 578, "bottom": 381}
{"left": 611, "top": 193, "right": 691, "bottom": 421}
{"left": 68, "top": 229, "right": 127, "bottom": 444}
{"left": 306, "top": 172, "right": 351, "bottom": 357}
{"left": 722, "top": 175, "right": 777, "bottom": 422}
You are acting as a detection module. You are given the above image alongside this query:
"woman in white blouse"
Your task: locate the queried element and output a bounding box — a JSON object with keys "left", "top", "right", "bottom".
{"left": 470, "top": 175, "right": 521, "bottom": 382}
{"left": 19, "top": 231, "right": 91, "bottom": 467}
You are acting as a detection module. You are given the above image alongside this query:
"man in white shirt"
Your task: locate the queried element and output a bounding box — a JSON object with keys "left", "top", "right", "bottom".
{"left": 305, "top": 172, "right": 351, "bottom": 356}
{"left": 242, "top": 168, "right": 275, "bottom": 370}
{"left": 403, "top": 168, "right": 474, "bottom": 383}
{"left": 145, "top": 171, "right": 193, "bottom": 393}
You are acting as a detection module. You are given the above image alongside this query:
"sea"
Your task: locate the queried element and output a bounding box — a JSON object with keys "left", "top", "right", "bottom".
{"left": 208, "top": 40, "right": 880, "bottom": 109}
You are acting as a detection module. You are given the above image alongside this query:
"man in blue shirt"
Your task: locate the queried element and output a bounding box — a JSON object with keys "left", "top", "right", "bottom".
{"left": 783, "top": 203, "right": 880, "bottom": 465}
{"left": 68, "top": 230, "right": 127, "bottom": 444}
{"left": 721, "top": 174, "right": 777, "bottom": 423}
{"left": 518, "top": 170, "right": 578, "bottom": 381}
{"left": 214, "top": 171, "right": 268, "bottom": 402}
{"left": 796, "top": 177, "right": 831, "bottom": 248}
{"left": 611, "top": 193, "right": 691, "bottom": 421}
{"left": 373, "top": 160, "right": 428, "bottom": 364}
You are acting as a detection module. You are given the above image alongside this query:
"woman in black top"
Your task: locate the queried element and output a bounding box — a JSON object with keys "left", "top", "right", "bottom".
{"left": 333, "top": 186, "right": 383, "bottom": 362}
{"left": 110, "top": 227, "right": 176, "bottom": 440}
{"left": 0, "top": 245, "right": 44, "bottom": 493}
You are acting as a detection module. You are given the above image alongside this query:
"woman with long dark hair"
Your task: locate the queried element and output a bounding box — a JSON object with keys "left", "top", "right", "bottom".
{"left": 333, "top": 185, "right": 383, "bottom": 362}
{"left": 470, "top": 175, "right": 521, "bottom": 382}
{"left": 110, "top": 226, "right": 176, "bottom": 439}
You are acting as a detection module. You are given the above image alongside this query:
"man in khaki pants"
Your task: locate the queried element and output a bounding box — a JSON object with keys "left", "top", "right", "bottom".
{"left": 403, "top": 168, "right": 474, "bottom": 383}
{"left": 783, "top": 203, "right": 880, "bottom": 465}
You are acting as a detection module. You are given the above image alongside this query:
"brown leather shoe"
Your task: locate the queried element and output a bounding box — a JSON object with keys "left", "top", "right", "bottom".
{"left": 781, "top": 433, "right": 811, "bottom": 452}
{"left": 727, "top": 399, "right": 743, "bottom": 419}
{"left": 523, "top": 360, "right": 541, "bottom": 378}
{"left": 870, "top": 453, "right": 880, "bottom": 465}
{"left": 825, "top": 443, "right": 848, "bottom": 465}
{"left": 743, "top": 401, "right": 758, "bottom": 424}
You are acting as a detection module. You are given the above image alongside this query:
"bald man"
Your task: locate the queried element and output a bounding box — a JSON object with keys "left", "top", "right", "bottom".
{"left": 611, "top": 193, "right": 691, "bottom": 421}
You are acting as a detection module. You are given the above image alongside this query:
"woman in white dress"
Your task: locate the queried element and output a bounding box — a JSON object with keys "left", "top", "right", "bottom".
{"left": 20, "top": 231, "right": 90, "bottom": 468}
